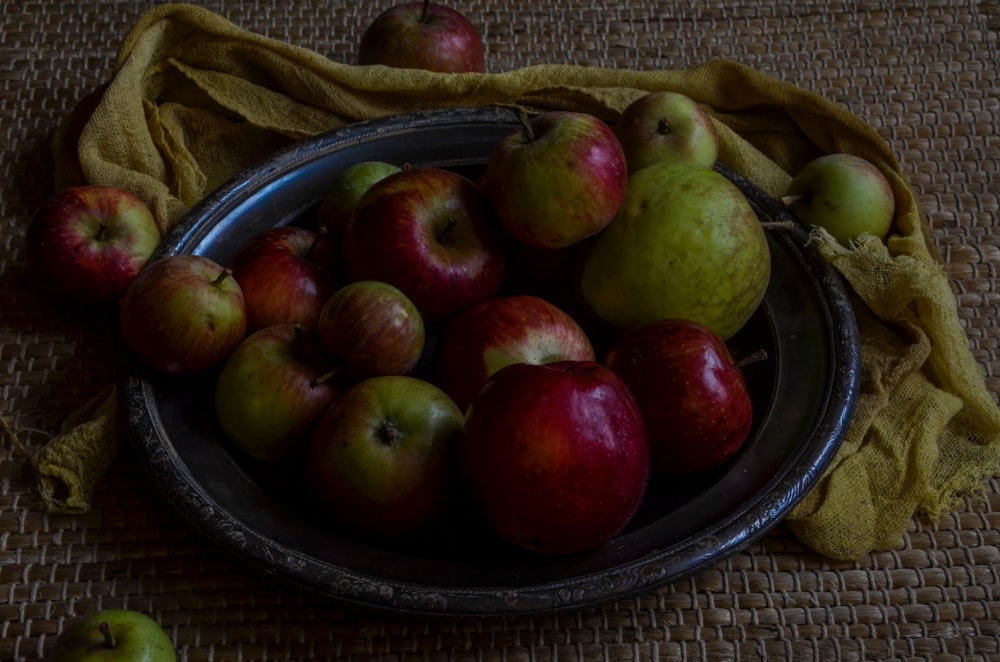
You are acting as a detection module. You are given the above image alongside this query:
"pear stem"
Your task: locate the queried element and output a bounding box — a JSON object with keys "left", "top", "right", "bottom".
{"left": 734, "top": 348, "right": 768, "bottom": 370}
{"left": 98, "top": 622, "right": 116, "bottom": 649}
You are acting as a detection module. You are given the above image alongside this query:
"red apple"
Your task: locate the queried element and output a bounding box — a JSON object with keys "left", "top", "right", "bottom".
{"left": 119, "top": 254, "right": 247, "bottom": 376}
{"left": 614, "top": 91, "right": 720, "bottom": 174}
{"left": 214, "top": 324, "right": 342, "bottom": 463}
{"left": 434, "top": 294, "right": 595, "bottom": 411}
{"left": 306, "top": 375, "right": 464, "bottom": 539}
{"left": 229, "top": 226, "right": 340, "bottom": 331}
{"left": 342, "top": 166, "right": 506, "bottom": 323}
{"left": 604, "top": 318, "right": 755, "bottom": 476}
{"left": 461, "top": 361, "right": 649, "bottom": 555}
{"left": 25, "top": 185, "right": 160, "bottom": 308}
{"left": 317, "top": 280, "right": 425, "bottom": 379}
{"left": 484, "top": 111, "right": 628, "bottom": 249}
{"left": 358, "top": 0, "right": 486, "bottom": 73}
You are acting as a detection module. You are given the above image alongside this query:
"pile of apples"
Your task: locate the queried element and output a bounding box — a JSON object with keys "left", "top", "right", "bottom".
{"left": 26, "top": 1, "right": 896, "bottom": 558}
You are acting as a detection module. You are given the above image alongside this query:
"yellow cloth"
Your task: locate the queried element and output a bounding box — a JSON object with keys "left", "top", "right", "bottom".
{"left": 41, "top": 2, "right": 1000, "bottom": 559}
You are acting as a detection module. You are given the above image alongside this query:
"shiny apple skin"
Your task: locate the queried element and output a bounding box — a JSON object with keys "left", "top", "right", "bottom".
{"left": 484, "top": 111, "right": 628, "bottom": 249}
{"left": 25, "top": 185, "right": 160, "bottom": 308}
{"left": 119, "top": 254, "right": 247, "bottom": 376}
{"left": 460, "top": 360, "right": 650, "bottom": 555}
{"left": 604, "top": 318, "right": 754, "bottom": 476}
{"left": 434, "top": 294, "right": 595, "bottom": 411}
{"left": 358, "top": 2, "right": 486, "bottom": 73}
{"left": 342, "top": 166, "right": 507, "bottom": 323}
{"left": 229, "top": 226, "right": 340, "bottom": 332}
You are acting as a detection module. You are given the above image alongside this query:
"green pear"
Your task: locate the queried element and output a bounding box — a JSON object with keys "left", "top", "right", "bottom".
{"left": 782, "top": 153, "right": 895, "bottom": 245}
{"left": 578, "top": 163, "right": 770, "bottom": 340}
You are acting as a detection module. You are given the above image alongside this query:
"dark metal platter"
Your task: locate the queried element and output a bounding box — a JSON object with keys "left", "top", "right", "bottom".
{"left": 119, "top": 106, "right": 861, "bottom": 617}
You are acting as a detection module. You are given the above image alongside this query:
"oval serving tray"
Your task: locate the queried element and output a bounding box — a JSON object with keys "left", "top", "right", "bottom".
{"left": 119, "top": 105, "right": 860, "bottom": 616}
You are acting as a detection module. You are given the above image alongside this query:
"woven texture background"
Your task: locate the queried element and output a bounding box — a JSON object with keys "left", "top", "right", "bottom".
{"left": 2, "top": 1, "right": 999, "bottom": 660}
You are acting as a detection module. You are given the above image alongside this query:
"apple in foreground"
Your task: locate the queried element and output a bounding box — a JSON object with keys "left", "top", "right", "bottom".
{"left": 48, "top": 608, "right": 175, "bottom": 662}
{"left": 460, "top": 361, "right": 649, "bottom": 555}
{"left": 315, "top": 161, "right": 402, "bottom": 240}
{"left": 434, "top": 294, "right": 595, "bottom": 411}
{"left": 25, "top": 185, "right": 160, "bottom": 309}
{"left": 229, "top": 225, "right": 340, "bottom": 331}
{"left": 306, "top": 375, "right": 464, "bottom": 539}
{"left": 614, "top": 90, "right": 719, "bottom": 173}
{"left": 214, "top": 324, "right": 342, "bottom": 463}
{"left": 604, "top": 319, "right": 756, "bottom": 476}
{"left": 120, "top": 254, "right": 247, "bottom": 376}
{"left": 484, "top": 111, "right": 628, "bottom": 249}
{"left": 343, "top": 166, "right": 506, "bottom": 322}
{"left": 578, "top": 161, "right": 770, "bottom": 340}
{"left": 783, "top": 153, "right": 895, "bottom": 244}
{"left": 358, "top": 0, "right": 486, "bottom": 73}
{"left": 317, "top": 280, "right": 425, "bottom": 378}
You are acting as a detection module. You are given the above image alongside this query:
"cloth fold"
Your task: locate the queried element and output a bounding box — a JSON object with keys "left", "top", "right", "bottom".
{"left": 37, "top": 2, "right": 1000, "bottom": 559}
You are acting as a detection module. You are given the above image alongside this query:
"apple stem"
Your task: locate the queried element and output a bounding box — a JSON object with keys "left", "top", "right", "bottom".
{"left": 96, "top": 219, "right": 110, "bottom": 241}
{"left": 734, "top": 348, "right": 768, "bottom": 370}
{"left": 212, "top": 268, "right": 233, "bottom": 287}
{"left": 306, "top": 227, "right": 328, "bottom": 261}
{"left": 518, "top": 110, "right": 535, "bottom": 142}
{"left": 419, "top": 0, "right": 430, "bottom": 22}
{"left": 781, "top": 194, "right": 803, "bottom": 208}
{"left": 98, "top": 621, "right": 117, "bottom": 649}
{"left": 311, "top": 365, "right": 343, "bottom": 388}
{"left": 760, "top": 220, "right": 797, "bottom": 231}
{"left": 437, "top": 216, "right": 459, "bottom": 244}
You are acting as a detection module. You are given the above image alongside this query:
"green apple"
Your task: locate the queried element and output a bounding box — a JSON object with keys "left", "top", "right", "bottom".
{"left": 315, "top": 161, "right": 401, "bottom": 238}
{"left": 305, "top": 375, "right": 464, "bottom": 539}
{"left": 214, "top": 324, "right": 342, "bottom": 463}
{"left": 782, "top": 153, "right": 895, "bottom": 244}
{"left": 578, "top": 162, "right": 770, "bottom": 340}
{"left": 48, "top": 609, "right": 175, "bottom": 662}
{"left": 614, "top": 91, "right": 719, "bottom": 174}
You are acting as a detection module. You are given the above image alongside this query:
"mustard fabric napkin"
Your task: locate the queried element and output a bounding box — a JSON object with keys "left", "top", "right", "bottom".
{"left": 36, "top": 2, "right": 1000, "bottom": 559}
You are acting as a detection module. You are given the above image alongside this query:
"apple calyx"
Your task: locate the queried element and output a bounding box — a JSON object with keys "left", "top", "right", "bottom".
{"left": 734, "top": 348, "right": 768, "bottom": 370}
{"left": 98, "top": 621, "right": 117, "bottom": 649}
{"left": 657, "top": 117, "right": 673, "bottom": 137}
{"left": 376, "top": 419, "right": 402, "bottom": 447}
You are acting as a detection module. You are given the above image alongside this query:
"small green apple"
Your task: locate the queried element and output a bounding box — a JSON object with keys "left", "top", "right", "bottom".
{"left": 782, "top": 153, "right": 895, "bottom": 244}
{"left": 615, "top": 91, "right": 719, "bottom": 174}
{"left": 48, "top": 609, "right": 175, "bottom": 662}
{"left": 578, "top": 162, "right": 770, "bottom": 340}
{"left": 315, "top": 161, "right": 401, "bottom": 238}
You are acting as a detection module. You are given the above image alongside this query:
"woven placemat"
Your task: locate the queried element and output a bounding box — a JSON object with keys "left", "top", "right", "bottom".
{"left": 3, "top": 1, "right": 999, "bottom": 660}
